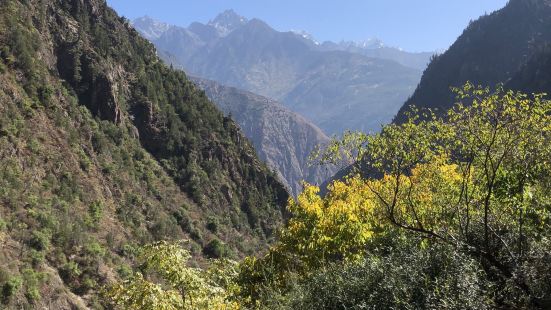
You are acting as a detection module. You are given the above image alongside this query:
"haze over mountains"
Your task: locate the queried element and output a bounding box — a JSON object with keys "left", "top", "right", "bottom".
{"left": 133, "top": 11, "right": 430, "bottom": 135}
{"left": 318, "top": 39, "right": 434, "bottom": 71}
{"left": 133, "top": 11, "right": 429, "bottom": 196}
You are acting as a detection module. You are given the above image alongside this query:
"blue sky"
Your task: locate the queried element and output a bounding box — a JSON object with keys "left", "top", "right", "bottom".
{"left": 106, "top": 0, "right": 509, "bottom": 52}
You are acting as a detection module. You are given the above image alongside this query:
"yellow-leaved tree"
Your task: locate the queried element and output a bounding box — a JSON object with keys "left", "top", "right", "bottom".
{"left": 237, "top": 83, "right": 551, "bottom": 307}
{"left": 279, "top": 177, "right": 377, "bottom": 266}
{"left": 236, "top": 176, "right": 380, "bottom": 305}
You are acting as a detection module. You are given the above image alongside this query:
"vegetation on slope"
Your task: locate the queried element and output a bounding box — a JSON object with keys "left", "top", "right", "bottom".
{"left": 233, "top": 84, "right": 551, "bottom": 309}
{"left": 111, "top": 84, "right": 551, "bottom": 309}
{"left": 508, "top": 44, "right": 551, "bottom": 94}
{"left": 107, "top": 85, "right": 550, "bottom": 309}
{"left": 0, "top": 0, "right": 288, "bottom": 307}
{"left": 192, "top": 77, "right": 339, "bottom": 197}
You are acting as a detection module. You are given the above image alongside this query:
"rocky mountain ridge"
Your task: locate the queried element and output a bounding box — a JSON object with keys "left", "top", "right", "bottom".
{"left": 0, "top": 0, "right": 288, "bottom": 307}
{"left": 132, "top": 12, "right": 423, "bottom": 135}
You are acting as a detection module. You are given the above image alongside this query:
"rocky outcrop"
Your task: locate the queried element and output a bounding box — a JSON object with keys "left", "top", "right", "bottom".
{"left": 56, "top": 43, "right": 123, "bottom": 123}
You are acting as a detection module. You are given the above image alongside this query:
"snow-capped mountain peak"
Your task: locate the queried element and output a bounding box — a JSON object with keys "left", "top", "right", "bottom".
{"left": 131, "top": 16, "right": 171, "bottom": 40}
{"left": 342, "top": 38, "right": 385, "bottom": 49}
{"left": 291, "top": 30, "right": 320, "bottom": 45}
{"left": 208, "top": 9, "right": 248, "bottom": 36}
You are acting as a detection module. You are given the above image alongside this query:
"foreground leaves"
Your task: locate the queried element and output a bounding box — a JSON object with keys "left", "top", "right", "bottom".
{"left": 236, "top": 84, "right": 551, "bottom": 308}
{"left": 104, "top": 241, "right": 239, "bottom": 310}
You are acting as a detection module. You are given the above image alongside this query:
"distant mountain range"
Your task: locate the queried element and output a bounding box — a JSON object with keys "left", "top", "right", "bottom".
{"left": 132, "top": 11, "right": 429, "bottom": 135}
{"left": 394, "top": 0, "right": 551, "bottom": 122}
{"left": 318, "top": 39, "right": 434, "bottom": 71}
{"left": 192, "top": 77, "right": 339, "bottom": 196}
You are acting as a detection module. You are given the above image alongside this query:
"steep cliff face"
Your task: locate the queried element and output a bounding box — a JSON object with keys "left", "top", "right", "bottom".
{"left": 395, "top": 0, "right": 551, "bottom": 122}
{"left": 0, "top": 0, "right": 288, "bottom": 308}
{"left": 193, "top": 78, "right": 339, "bottom": 197}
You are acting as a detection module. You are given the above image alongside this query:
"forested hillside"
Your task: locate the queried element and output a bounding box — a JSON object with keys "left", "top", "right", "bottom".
{"left": 105, "top": 1, "right": 551, "bottom": 309}
{"left": 0, "top": 0, "right": 287, "bottom": 307}
{"left": 508, "top": 44, "right": 551, "bottom": 93}
{"left": 2, "top": 0, "right": 551, "bottom": 309}
{"left": 105, "top": 84, "right": 551, "bottom": 310}
{"left": 395, "top": 0, "right": 551, "bottom": 122}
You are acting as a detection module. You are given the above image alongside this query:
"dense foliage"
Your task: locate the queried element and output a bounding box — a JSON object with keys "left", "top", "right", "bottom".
{"left": 104, "top": 241, "right": 239, "bottom": 310}
{"left": 232, "top": 84, "right": 551, "bottom": 309}
{"left": 2, "top": 0, "right": 551, "bottom": 308}
{"left": 109, "top": 83, "right": 550, "bottom": 309}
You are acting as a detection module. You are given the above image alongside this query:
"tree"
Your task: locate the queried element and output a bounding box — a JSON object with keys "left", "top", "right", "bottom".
{"left": 316, "top": 83, "right": 551, "bottom": 306}
{"left": 235, "top": 83, "right": 550, "bottom": 307}
{"left": 104, "top": 241, "right": 239, "bottom": 310}
{"left": 277, "top": 177, "right": 377, "bottom": 268}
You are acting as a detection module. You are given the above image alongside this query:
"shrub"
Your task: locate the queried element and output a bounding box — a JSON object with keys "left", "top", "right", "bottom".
{"left": 85, "top": 241, "right": 106, "bottom": 259}
{"left": 87, "top": 201, "right": 104, "bottom": 227}
{"left": 29, "top": 230, "right": 50, "bottom": 252}
{"left": 150, "top": 212, "right": 180, "bottom": 240}
{"left": 59, "top": 261, "right": 81, "bottom": 284}
{"left": 22, "top": 269, "right": 46, "bottom": 303}
{"left": 28, "top": 249, "right": 45, "bottom": 267}
{"left": 104, "top": 241, "right": 238, "bottom": 309}
{"left": 206, "top": 216, "right": 219, "bottom": 233}
{"left": 203, "top": 239, "right": 229, "bottom": 259}
{"left": 281, "top": 244, "right": 494, "bottom": 310}
{"left": 1, "top": 277, "right": 22, "bottom": 304}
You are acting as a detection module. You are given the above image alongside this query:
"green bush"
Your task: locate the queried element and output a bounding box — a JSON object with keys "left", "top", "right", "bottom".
{"left": 28, "top": 249, "right": 45, "bottom": 267}
{"left": 0, "top": 217, "right": 6, "bottom": 231}
{"left": 116, "top": 265, "right": 132, "bottom": 280}
{"left": 150, "top": 212, "right": 180, "bottom": 240}
{"left": 202, "top": 239, "right": 229, "bottom": 259}
{"left": 29, "top": 230, "right": 50, "bottom": 252}
{"left": 87, "top": 201, "right": 104, "bottom": 226}
{"left": 59, "top": 261, "right": 81, "bottom": 284}
{"left": 206, "top": 216, "right": 219, "bottom": 233}
{"left": 22, "top": 269, "right": 46, "bottom": 303}
{"left": 85, "top": 241, "right": 106, "bottom": 259}
{"left": 1, "top": 277, "right": 22, "bottom": 304}
{"left": 280, "top": 244, "right": 494, "bottom": 310}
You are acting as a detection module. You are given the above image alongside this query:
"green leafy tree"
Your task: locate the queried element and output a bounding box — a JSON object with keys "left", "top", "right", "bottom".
{"left": 238, "top": 84, "right": 551, "bottom": 308}
{"left": 104, "top": 241, "right": 239, "bottom": 310}
{"left": 315, "top": 83, "right": 551, "bottom": 306}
